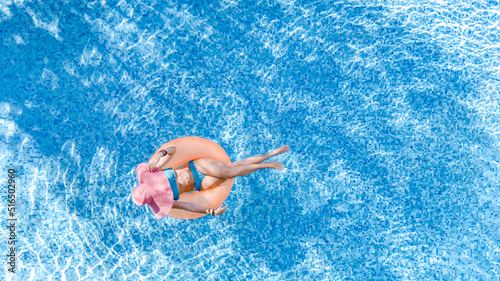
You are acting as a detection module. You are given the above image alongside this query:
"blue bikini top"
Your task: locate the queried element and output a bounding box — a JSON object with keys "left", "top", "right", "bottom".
{"left": 162, "top": 160, "right": 206, "bottom": 201}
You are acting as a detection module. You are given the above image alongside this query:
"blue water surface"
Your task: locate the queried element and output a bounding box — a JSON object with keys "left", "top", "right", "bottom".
{"left": 1, "top": 0, "right": 500, "bottom": 280}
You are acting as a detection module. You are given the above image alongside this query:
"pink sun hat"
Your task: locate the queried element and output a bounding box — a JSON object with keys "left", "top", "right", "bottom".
{"left": 132, "top": 163, "right": 174, "bottom": 219}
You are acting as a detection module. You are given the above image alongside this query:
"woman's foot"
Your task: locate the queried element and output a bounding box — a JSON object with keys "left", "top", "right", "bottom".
{"left": 267, "top": 161, "right": 284, "bottom": 170}
{"left": 268, "top": 145, "right": 289, "bottom": 157}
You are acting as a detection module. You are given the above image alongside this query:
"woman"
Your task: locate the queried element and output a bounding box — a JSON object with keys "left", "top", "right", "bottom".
{"left": 134, "top": 144, "right": 289, "bottom": 217}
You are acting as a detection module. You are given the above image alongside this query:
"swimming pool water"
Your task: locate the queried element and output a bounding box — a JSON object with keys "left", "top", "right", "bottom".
{"left": 1, "top": 0, "right": 500, "bottom": 280}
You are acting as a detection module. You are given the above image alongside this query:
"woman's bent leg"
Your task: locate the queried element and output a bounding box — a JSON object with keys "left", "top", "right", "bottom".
{"left": 200, "top": 176, "right": 226, "bottom": 190}
{"left": 172, "top": 201, "right": 207, "bottom": 214}
{"left": 171, "top": 201, "right": 228, "bottom": 215}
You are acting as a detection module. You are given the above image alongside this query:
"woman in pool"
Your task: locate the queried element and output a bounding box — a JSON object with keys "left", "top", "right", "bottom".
{"left": 135, "top": 145, "right": 289, "bottom": 217}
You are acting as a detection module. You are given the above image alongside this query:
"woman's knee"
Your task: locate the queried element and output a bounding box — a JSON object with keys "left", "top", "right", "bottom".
{"left": 220, "top": 166, "right": 236, "bottom": 179}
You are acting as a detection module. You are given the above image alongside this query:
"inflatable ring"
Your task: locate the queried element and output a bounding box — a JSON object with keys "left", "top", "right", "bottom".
{"left": 150, "top": 137, "right": 234, "bottom": 219}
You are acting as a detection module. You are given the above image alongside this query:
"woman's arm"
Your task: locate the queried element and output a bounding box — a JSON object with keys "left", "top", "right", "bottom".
{"left": 148, "top": 145, "right": 176, "bottom": 172}
{"left": 171, "top": 201, "right": 228, "bottom": 216}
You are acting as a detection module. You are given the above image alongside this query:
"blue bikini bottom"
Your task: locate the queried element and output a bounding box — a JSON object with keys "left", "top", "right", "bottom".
{"left": 188, "top": 160, "right": 207, "bottom": 191}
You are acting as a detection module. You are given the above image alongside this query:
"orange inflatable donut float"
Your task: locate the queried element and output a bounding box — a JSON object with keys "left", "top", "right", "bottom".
{"left": 149, "top": 137, "right": 234, "bottom": 219}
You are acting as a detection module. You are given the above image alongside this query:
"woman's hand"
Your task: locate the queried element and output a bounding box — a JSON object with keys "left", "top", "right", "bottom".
{"left": 207, "top": 204, "right": 229, "bottom": 216}
{"left": 152, "top": 146, "right": 175, "bottom": 171}
{"left": 148, "top": 153, "right": 162, "bottom": 172}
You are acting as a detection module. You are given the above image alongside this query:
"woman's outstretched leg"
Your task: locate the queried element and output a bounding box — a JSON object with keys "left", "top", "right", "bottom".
{"left": 194, "top": 145, "right": 289, "bottom": 188}
{"left": 230, "top": 145, "right": 289, "bottom": 167}
{"left": 194, "top": 158, "right": 284, "bottom": 179}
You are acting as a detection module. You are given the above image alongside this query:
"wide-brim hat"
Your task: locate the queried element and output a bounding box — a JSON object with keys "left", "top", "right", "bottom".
{"left": 132, "top": 163, "right": 174, "bottom": 219}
